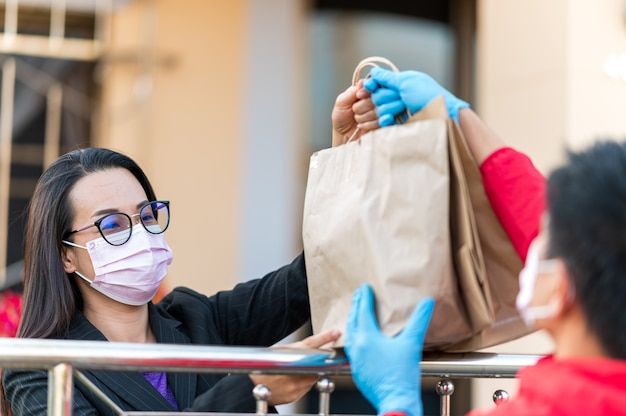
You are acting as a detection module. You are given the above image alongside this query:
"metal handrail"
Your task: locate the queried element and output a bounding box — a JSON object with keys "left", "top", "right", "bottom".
{"left": 0, "top": 337, "right": 540, "bottom": 377}
{"left": 0, "top": 337, "right": 542, "bottom": 416}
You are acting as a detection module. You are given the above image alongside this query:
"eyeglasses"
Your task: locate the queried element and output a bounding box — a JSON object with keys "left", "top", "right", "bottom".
{"left": 65, "top": 200, "right": 170, "bottom": 246}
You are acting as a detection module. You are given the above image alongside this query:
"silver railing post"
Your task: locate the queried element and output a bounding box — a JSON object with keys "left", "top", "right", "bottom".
{"left": 493, "top": 389, "right": 509, "bottom": 406}
{"left": 436, "top": 379, "right": 454, "bottom": 416}
{"left": 49, "top": 363, "right": 74, "bottom": 416}
{"left": 253, "top": 384, "right": 271, "bottom": 415}
{"left": 316, "top": 377, "right": 335, "bottom": 416}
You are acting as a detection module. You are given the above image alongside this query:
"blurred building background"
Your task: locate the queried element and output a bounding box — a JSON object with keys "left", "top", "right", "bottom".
{"left": 1, "top": 0, "right": 626, "bottom": 414}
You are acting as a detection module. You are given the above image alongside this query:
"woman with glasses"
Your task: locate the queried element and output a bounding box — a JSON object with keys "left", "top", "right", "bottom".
{"left": 0, "top": 146, "right": 342, "bottom": 415}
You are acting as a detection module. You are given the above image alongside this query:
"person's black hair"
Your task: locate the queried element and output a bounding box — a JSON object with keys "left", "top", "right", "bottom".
{"left": 547, "top": 139, "right": 626, "bottom": 359}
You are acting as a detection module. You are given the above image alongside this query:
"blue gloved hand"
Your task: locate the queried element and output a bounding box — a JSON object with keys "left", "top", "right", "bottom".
{"left": 363, "top": 67, "right": 470, "bottom": 125}
{"left": 344, "top": 284, "right": 435, "bottom": 416}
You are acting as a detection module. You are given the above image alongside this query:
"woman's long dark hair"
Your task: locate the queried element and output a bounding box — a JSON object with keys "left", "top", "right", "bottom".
{"left": 17, "top": 147, "right": 157, "bottom": 340}
{"left": 1, "top": 148, "right": 158, "bottom": 416}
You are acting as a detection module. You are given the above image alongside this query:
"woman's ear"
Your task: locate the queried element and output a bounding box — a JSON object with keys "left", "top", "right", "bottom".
{"left": 61, "top": 246, "right": 76, "bottom": 274}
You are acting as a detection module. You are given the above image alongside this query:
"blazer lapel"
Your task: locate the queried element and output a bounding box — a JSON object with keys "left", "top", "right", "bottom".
{"left": 68, "top": 307, "right": 195, "bottom": 411}
{"left": 82, "top": 370, "right": 175, "bottom": 411}
{"left": 148, "top": 302, "right": 198, "bottom": 410}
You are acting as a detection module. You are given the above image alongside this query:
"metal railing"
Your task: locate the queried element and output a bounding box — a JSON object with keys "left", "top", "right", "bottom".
{"left": 0, "top": 337, "right": 542, "bottom": 416}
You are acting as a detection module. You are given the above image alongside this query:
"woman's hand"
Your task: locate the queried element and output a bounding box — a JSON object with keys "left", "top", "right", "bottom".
{"left": 248, "top": 329, "right": 340, "bottom": 406}
{"left": 331, "top": 80, "right": 379, "bottom": 147}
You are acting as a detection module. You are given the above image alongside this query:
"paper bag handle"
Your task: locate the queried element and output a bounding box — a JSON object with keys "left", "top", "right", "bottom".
{"left": 351, "top": 56, "right": 400, "bottom": 85}
{"left": 348, "top": 56, "right": 409, "bottom": 142}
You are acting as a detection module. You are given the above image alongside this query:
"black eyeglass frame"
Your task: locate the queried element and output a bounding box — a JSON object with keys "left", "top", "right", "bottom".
{"left": 64, "top": 200, "right": 170, "bottom": 246}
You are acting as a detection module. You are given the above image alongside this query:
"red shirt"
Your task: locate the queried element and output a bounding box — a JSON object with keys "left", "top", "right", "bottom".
{"left": 382, "top": 356, "right": 626, "bottom": 416}
{"left": 479, "top": 147, "right": 546, "bottom": 261}
{"left": 0, "top": 289, "right": 21, "bottom": 337}
{"left": 467, "top": 356, "right": 626, "bottom": 416}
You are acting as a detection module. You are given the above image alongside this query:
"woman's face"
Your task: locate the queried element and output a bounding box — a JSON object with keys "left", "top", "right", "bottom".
{"left": 62, "top": 168, "right": 149, "bottom": 280}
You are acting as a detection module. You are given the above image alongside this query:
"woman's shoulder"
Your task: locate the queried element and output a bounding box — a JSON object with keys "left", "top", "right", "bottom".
{"left": 148, "top": 287, "right": 214, "bottom": 338}
{"left": 156, "top": 286, "right": 208, "bottom": 307}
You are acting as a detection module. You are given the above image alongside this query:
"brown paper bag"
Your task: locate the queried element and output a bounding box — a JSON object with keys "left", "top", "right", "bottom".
{"left": 303, "top": 91, "right": 530, "bottom": 351}
{"left": 304, "top": 97, "right": 472, "bottom": 350}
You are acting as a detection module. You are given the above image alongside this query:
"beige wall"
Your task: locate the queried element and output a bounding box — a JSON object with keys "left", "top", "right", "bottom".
{"left": 100, "top": 0, "right": 246, "bottom": 295}
{"left": 478, "top": 0, "right": 626, "bottom": 174}
{"left": 477, "top": 0, "right": 570, "bottom": 174}
{"left": 473, "top": 0, "right": 626, "bottom": 411}
{"left": 99, "top": 0, "right": 310, "bottom": 295}
{"left": 568, "top": 0, "right": 626, "bottom": 147}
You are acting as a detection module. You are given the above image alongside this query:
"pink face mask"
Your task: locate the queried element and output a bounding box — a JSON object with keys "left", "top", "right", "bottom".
{"left": 63, "top": 224, "right": 173, "bottom": 305}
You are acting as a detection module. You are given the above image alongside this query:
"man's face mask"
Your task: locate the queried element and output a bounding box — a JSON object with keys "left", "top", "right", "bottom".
{"left": 515, "top": 238, "right": 559, "bottom": 328}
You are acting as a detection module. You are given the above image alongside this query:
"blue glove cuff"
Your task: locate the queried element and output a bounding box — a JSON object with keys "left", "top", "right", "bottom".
{"left": 445, "top": 95, "right": 470, "bottom": 122}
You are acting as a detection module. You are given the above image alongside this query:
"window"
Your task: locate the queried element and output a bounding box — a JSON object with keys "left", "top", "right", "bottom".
{"left": 0, "top": 2, "right": 100, "bottom": 293}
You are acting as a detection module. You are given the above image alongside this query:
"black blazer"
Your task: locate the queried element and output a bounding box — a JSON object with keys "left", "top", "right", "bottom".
{"left": 3, "top": 253, "right": 310, "bottom": 415}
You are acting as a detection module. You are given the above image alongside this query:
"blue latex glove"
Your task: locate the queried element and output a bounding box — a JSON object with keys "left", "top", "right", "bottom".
{"left": 363, "top": 67, "right": 470, "bottom": 125}
{"left": 344, "top": 284, "right": 435, "bottom": 416}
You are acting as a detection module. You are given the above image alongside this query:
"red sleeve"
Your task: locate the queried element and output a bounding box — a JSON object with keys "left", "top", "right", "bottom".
{"left": 479, "top": 147, "right": 546, "bottom": 262}
{"left": 382, "top": 412, "right": 410, "bottom": 416}
{"left": 0, "top": 290, "right": 21, "bottom": 337}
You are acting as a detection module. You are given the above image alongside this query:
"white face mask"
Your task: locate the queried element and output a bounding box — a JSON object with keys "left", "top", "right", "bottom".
{"left": 63, "top": 224, "right": 173, "bottom": 305}
{"left": 515, "top": 240, "right": 558, "bottom": 327}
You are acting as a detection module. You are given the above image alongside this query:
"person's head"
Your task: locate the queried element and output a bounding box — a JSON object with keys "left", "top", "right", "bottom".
{"left": 519, "top": 140, "right": 626, "bottom": 359}
{"left": 18, "top": 147, "right": 163, "bottom": 339}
